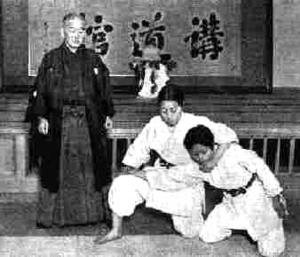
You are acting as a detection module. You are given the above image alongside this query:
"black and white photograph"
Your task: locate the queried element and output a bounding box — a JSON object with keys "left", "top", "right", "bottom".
{"left": 0, "top": 0, "right": 299, "bottom": 256}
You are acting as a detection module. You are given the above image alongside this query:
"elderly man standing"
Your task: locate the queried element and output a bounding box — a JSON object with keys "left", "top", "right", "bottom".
{"left": 30, "top": 12, "right": 115, "bottom": 228}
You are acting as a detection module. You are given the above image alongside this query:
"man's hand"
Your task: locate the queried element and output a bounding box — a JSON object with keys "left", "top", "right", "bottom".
{"left": 272, "top": 194, "right": 289, "bottom": 219}
{"left": 38, "top": 117, "right": 49, "bottom": 135}
{"left": 119, "top": 165, "right": 138, "bottom": 174}
{"left": 133, "top": 170, "right": 147, "bottom": 180}
{"left": 105, "top": 116, "right": 113, "bottom": 129}
{"left": 116, "top": 165, "right": 146, "bottom": 179}
{"left": 113, "top": 165, "right": 139, "bottom": 178}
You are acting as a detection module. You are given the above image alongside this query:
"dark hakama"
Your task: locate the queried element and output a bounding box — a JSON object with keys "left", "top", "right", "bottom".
{"left": 53, "top": 105, "right": 103, "bottom": 225}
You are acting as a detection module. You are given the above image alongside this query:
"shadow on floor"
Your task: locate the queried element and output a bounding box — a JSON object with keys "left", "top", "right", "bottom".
{"left": 0, "top": 197, "right": 298, "bottom": 237}
{"left": 0, "top": 202, "right": 176, "bottom": 237}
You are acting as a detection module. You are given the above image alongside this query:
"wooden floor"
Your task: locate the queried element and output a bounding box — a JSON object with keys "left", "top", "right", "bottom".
{"left": 0, "top": 202, "right": 299, "bottom": 257}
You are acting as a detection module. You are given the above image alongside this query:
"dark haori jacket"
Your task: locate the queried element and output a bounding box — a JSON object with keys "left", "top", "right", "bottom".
{"left": 26, "top": 43, "right": 115, "bottom": 193}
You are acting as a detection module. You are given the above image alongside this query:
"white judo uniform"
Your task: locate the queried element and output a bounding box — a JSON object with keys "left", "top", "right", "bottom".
{"left": 108, "top": 112, "right": 238, "bottom": 238}
{"left": 199, "top": 144, "right": 285, "bottom": 257}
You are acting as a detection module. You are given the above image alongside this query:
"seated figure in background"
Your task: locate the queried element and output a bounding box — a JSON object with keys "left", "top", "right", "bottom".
{"left": 130, "top": 45, "right": 171, "bottom": 99}
{"left": 94, "top": 84, "right": 239, "bottom": 244}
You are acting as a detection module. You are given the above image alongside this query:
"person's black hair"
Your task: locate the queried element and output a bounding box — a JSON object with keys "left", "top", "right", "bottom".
{"left": 184, "top": 125, "right": 215, "bottom": 150}
{"left": 63, "top": 12, "right": 86, "bottom": 25}
{"left": 158, "top": 83, "right": 184, "bottom": 107}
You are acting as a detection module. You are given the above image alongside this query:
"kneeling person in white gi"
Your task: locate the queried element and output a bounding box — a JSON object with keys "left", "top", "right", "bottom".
{"left": 94, "top": 84, "right": 238, "bottom": 244}
{"left": 184, "top": 125, "right": 287, "bottom": 257}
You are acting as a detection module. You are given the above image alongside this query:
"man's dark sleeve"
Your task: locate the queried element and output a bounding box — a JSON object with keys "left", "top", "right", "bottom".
{"left": 96, "top": 55, "right": 115, "bottom": 117}
{"left": 31, "top": 54, "right": 49, "bottom": 118}
{"left": 24, "top": 54, "right": 50, "bottom": 172}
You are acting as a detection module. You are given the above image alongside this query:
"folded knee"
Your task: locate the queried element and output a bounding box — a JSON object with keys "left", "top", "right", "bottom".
{"left": 112, "top": 175, "right": 132, "bottom": 188}
{"left": 257, "top": 236, "right": 285, "bottom": 257}
{"left": 258, "top": 247, "right": 284, "bottom": 257}
{"left": 257, "top": 224, "right": 285, "bottom": 257}
{"left": 109, "top": 175, "right": 148, "bottom": 217}
{"left": 110, "top": 175, "right": 135, "bottom": 195}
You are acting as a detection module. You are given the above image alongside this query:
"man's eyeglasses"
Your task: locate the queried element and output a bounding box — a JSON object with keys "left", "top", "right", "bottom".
{"left": 66, "top": 27, "right": 86, "bottom": 35}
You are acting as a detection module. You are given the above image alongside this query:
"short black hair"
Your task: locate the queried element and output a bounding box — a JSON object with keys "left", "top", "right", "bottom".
{"left": 63, "top": 12, "right": 86, "bottom": 25}
{"left": 158, "top": 84, "right": 184, "bottom": 106}
{"left": 184, "top": 125, "right": 215, "bottom": 150}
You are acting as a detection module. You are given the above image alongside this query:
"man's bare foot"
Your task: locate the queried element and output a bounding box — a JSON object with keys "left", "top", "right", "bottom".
{"left": 94, "top": 229, "right": 122, "bottom": 244}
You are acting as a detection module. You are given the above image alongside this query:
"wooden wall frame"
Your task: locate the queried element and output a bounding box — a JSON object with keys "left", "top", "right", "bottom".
{"left": 0, "top": 0, "right": 3, "bottom": 92}
{"left": 0, "top": 0, "right": 272, "bottom": 93}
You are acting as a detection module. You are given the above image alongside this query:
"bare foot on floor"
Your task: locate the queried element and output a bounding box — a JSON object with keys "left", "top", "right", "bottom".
{"left": 94, "top": 229, "right": 122, "bottom": 244}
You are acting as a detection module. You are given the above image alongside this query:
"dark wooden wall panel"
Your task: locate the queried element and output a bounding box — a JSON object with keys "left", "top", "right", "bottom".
{"left": 0, "top": 0, "right": 3, "bottom": 91}
{"left": 2, "top": 0, "right": 28, "bottom": 86}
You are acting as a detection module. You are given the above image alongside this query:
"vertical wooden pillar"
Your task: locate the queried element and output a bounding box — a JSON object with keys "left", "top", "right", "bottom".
{"left": 0, "top": 0, "right": 3, "bottom": 92}
{"left": 265, "top": 0, "right": 273, "bottom": 93}
{"left": 15, "top": 134, "right": 27, "bottom": 186}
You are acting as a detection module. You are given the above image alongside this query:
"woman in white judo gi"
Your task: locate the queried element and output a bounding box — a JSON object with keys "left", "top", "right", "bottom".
{"left": 183, "top": 124, "right": 287, "bottom": 257}
{"left": 94, "top": 84, "right": 239, "bottom": 244}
